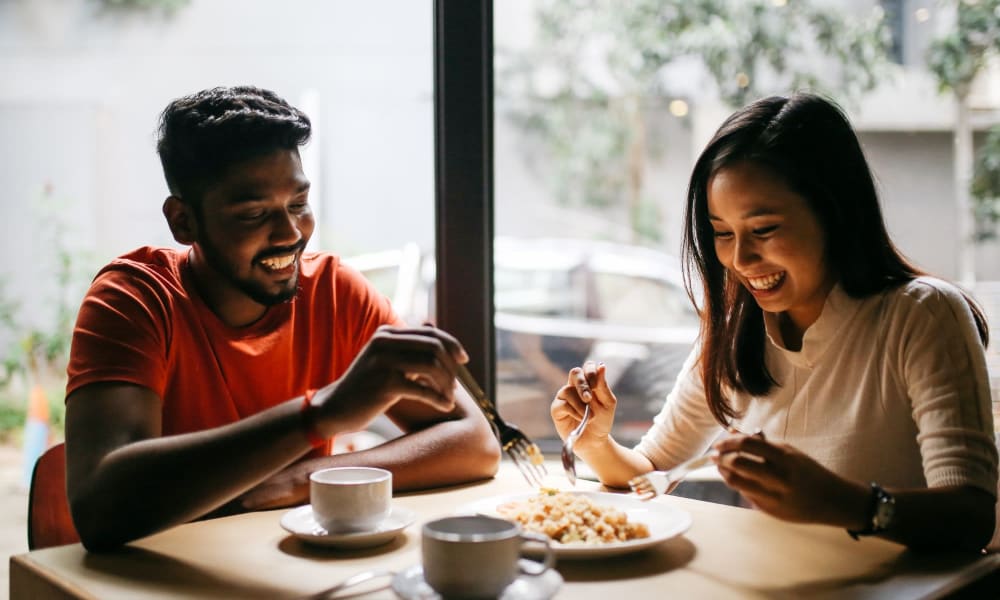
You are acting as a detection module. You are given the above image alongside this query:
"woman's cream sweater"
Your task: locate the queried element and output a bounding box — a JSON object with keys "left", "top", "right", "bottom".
{"left": 635, "top": 277, "right": 998, "bottom": 496}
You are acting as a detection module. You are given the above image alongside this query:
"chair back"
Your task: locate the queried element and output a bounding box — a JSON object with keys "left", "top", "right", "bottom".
{"left": 28, "top": 442, "right": 79, "bottom": 549}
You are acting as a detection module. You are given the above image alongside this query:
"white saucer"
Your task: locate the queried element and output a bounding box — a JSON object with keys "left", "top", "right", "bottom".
{"left": 391, "top": 564, "right": 562, "bottom": 600}
{"left": 280, "top": 505, "right": 416, "bottom": 549}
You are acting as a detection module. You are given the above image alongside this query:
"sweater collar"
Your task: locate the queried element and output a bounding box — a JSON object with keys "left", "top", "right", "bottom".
{"left": 762, "top": 283, "right": 861, "bottom": 368}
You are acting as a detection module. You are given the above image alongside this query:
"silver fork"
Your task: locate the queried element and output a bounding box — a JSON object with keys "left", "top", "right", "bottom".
{"left": 628, "top": 450, "right": 720, "bottom": 501}
{"left": 455, "top": 364, "right": 547, "bottom": 487}
{"left": 560, "top": 403, "right": 591, "bottom": 486}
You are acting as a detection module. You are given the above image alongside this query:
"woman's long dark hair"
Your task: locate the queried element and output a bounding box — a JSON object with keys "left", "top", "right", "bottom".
{"left": 681, "top": 92, "right": 989, "bottom": 426}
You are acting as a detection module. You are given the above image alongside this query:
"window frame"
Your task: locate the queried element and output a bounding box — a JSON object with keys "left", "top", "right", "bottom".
{"left": 434, "top": 0, "right": 496, "bottom": 401}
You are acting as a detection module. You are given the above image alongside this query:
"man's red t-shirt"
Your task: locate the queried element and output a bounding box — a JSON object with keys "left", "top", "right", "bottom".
{"left": 66, "top": 247, "right": 400, "bottom": 446}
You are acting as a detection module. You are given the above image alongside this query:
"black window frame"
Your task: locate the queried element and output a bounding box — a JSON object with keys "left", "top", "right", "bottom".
{"left": 434, "top": 0, "right": 496, "bottom": 401}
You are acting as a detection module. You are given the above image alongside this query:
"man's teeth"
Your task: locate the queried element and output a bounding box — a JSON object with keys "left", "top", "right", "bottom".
{"left": 260, "top": 254, "right": 296, "bottom": 270}
{"left": 747, "top": 272, "right": 784, "bottom": 290}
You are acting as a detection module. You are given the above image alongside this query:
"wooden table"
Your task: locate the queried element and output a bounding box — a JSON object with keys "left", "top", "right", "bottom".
{"left": 10, "top": 462, "right": 999, "bottom": 599}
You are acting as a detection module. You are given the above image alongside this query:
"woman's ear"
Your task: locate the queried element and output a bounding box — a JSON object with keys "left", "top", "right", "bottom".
{"left": 163, "top": 196, "right": 196, "bottom": 245}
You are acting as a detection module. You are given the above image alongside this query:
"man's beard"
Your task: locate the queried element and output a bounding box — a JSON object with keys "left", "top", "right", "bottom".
{"left": 198, "top": 234, "right": 302, "bottom": 306}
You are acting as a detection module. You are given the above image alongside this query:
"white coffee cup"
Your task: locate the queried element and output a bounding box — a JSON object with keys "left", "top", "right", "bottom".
{"left": 421, "top": 515, "right": 554, "bottom": 599}
{"left": 309, "top": 467, "right": 392, "bottom": 534}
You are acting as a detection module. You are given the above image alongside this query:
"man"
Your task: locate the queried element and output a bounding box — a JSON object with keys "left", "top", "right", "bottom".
{"left": 64, "top": 86, "right": 501, "bottom": 552}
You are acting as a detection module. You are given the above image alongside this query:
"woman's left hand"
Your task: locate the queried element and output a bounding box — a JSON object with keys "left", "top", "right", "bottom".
{"left": 712, "top": 432, "right": 868, "bottom": 526}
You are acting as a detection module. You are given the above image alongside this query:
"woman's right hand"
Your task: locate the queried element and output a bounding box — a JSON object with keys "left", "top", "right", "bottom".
{"left": 550, "top": 360, "right": 617, "bottom": 452}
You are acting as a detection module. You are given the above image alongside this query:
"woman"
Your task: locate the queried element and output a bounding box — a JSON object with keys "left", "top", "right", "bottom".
{"left": 551, "top": 92, "right": 998, "bottom": 551}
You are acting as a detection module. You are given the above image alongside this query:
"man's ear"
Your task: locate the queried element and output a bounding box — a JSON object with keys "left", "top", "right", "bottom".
{"left": 163, "top": 196, "right": 197, "bottom": 245}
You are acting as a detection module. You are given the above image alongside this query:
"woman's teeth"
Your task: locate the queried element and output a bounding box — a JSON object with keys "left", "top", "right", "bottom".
{"left": 747, "top": 272, "right": 784, "bottom": 290}
{"left": 260, "top": 254, "right": 296, "bottom": 271}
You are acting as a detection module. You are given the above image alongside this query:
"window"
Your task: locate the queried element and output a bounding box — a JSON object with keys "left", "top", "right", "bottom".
{"left": 493, "top": 0, "right": 1000, "bottom": 446}
{"left": 880, "top": 0, "right": 906, "bottom": 64}
{"left": 0, "top": 0, "right": 437, "bottom": 449}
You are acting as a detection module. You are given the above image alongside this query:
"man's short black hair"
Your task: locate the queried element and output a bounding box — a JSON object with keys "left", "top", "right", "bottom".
{"left": 156, "top": 86, "right": 312, "bottom": 206}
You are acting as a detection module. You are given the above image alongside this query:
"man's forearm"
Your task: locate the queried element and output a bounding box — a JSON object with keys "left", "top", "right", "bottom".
{"left": 70, "top": 397, "right": 313, "bottom": 551}
{"left": 365, "top": 416, "right": 500, "bottom": 490}
{"left": 236, "top": 414, "right": 501, "bottom": 512}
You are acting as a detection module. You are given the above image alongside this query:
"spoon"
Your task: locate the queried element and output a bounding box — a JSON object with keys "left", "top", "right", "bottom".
{"left": 303, "top": 569, "right": 395, "bottom": 599}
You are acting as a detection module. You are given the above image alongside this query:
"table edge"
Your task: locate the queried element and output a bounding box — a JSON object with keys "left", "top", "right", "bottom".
{"left": 10, "top": 552, "right": 98, "bottom": 600}
{"left": 922, "top": 552, "right": 1000, "bottom": 600}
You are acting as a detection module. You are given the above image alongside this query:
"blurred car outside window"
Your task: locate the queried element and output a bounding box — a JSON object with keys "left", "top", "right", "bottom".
{"left": 345, "top": 237, "right": 699, "bottom": 447}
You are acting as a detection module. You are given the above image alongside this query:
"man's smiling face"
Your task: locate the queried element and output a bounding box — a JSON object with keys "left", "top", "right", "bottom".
{"left": 191, "top": 148, "right": 313, "bottom": 310}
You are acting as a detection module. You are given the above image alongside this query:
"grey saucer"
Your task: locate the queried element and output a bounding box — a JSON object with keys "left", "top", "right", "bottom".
{"left": 391, "top": 564, "right": 563, "bottom": 600}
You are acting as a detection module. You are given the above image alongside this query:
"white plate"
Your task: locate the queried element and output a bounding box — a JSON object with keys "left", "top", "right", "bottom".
{"left": 456, "top": 491, "right": 691, "bottom": 559}
{"left": 392, "top": 564, "right": 562, "bottom": 600}
{"left": 280, "top": 505, "right": 416, "bottom": 549}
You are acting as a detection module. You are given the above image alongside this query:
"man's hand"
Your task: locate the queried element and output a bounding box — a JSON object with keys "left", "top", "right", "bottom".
{"left": 235, "top": 460, "right": 314, "bottom": 511}
{"left": 314, "top": 325, "right": 470, "bottom": 437}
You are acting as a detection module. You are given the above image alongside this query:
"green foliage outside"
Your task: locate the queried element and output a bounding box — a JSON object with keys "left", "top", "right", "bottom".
{"left": 927, "top": 0, "right": 1000, "bottom": 98}
{"left": 497, "top": 0, "right": 892, "bottom": 244}
{"left": 927, "top": 0, "right": 1000, "bottom": 242}
{"left": 0, "top": 186, "right": 97, "bottom": 440}
{"left": 1, "top": 0, "right": 188, "bottom": 448}
{"left": 0, "top": 382, "right": 69, "bottom": 445}
{"left": 0, "top": 0, "right": 191, "bottom": 442}
{"left": 972, "top": 126, "right": 1000, "bottom": 241}
{"left": 0, "top": 284, "right": 30, "bottom": 443}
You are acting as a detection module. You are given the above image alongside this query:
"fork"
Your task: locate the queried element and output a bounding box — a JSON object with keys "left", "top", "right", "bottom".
{"left": 455, "top": 364, "right": 547, "bottom": 487}
{"left": 628, "top": 450, "right": 720, "bottom": 501}
{"left": 560, "top": 403, "right": 590, "bottom": 486}
{"left": 629, "top": 428, "right": 765, "bottom": 500}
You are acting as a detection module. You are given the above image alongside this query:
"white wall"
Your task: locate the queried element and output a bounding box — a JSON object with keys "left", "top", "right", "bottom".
{"left": 2, "top": 0, "right": 998, "bottom": 338}
{"left": 0, "top": 0, "right": 435, "bottom": 330}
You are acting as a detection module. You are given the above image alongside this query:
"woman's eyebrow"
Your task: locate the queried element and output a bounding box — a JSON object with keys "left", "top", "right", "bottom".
{"left": 742, "top": 207, "right": 781, "bottom": 218}
{"left": 708, "top": 207, "right": 781, "bottom": 221}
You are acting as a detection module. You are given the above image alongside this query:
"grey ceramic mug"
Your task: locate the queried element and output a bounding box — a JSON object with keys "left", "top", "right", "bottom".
{"left": 421, "top": 515, "right": 554, "bottom": 599}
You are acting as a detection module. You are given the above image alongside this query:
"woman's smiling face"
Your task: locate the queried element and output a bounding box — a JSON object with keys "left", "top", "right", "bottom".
{"left": 707, "top": 161, "right": 836, "bottom": 337}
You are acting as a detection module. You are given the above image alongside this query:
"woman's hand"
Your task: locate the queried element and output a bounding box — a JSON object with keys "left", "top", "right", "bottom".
{"left": 550, "top": 361, "right": 617, "bottom": 453}
{"left": 712, "top": 432, "right": 869, "bottom": 527}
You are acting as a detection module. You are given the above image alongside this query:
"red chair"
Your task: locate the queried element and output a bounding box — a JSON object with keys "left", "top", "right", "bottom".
{"left": 27, "top": 443, "right": 79, "bottom": 549}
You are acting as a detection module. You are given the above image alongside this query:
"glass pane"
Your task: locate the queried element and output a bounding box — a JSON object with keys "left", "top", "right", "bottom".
{"left": 494, "top": 0, "right": 1000, "bottom": 446}
{"left": 0, "top": 1, "right": 433, "bottom": 463}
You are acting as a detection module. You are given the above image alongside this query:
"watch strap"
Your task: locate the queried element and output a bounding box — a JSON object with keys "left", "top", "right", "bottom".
{"left": 847, "top": 482, "right": 894, "bottom": 540}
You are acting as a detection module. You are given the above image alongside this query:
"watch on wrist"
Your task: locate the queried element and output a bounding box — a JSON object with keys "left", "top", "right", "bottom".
{"left": 847, "top": 482, "right": 896, "bottom": 540}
